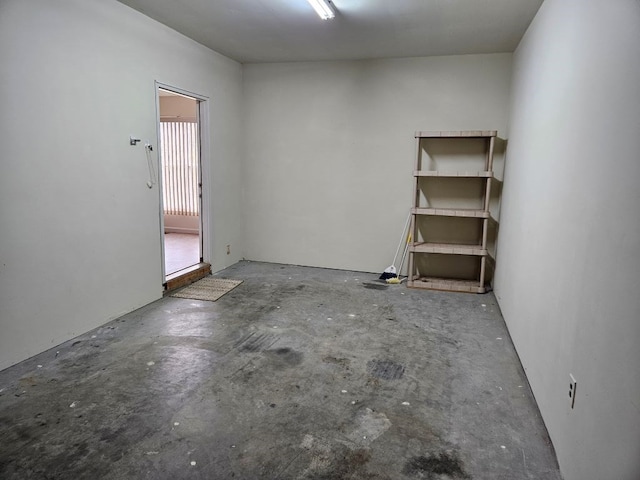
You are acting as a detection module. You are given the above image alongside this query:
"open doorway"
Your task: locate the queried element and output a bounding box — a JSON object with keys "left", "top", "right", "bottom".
{"left": 158, "top": 88, "right": 202, "bottom": 278}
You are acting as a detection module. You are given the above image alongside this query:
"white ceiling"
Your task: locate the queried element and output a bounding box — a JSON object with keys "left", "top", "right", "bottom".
{"left": 116, "top": 0, "right": 543, "bottom": 63}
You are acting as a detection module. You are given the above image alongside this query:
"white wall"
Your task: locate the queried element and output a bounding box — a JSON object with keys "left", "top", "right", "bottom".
{"left": 242, "top": 55, "right": 512, "bottom": 273}
{"left": 494, "top": 1, "right": 640, "bottom": 479}
{"left": 0, "top": 0, "right": 243, "bottom": 370}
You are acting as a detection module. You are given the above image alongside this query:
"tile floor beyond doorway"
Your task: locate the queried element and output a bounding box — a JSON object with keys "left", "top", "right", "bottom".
{"left": 164, "top": 232, "right": 199, "bottom": 275}
{"left": 0, "top": 261, "right": 562, "bottom": 480}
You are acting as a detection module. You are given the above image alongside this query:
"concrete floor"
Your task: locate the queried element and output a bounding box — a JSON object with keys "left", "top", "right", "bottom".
{"left": 0, "top": 261, "right": 562, "bottom": 479}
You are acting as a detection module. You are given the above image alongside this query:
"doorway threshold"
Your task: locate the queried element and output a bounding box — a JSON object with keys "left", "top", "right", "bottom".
{"left": 164, "top": 262, "right": 211, "bottom": 295}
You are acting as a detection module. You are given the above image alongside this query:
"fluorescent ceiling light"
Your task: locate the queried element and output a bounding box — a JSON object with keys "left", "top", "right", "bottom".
{"left": 307, "top": 0, "right": 335, "bottom": 20}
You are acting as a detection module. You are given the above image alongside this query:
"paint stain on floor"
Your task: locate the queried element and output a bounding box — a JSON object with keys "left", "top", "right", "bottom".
{"left": 362, "top": 283, "right": 389, "bottom": 290}
{"left": 403, "top": 451, "right": 470, "bottom": 479}
{"left": 265, "top": 347, "right": 304, "bottom": 367}
{"left": 367, "top": 359, "right": 405, "bottom": 380}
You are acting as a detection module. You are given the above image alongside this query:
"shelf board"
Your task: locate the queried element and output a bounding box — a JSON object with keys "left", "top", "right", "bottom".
{"left": 414, "top": 170, "right": 493, "bottom": 178}
{"left": 415, "top": 130, "right": 497, "bottom": 138}
{"left": 412, "top": 207, "right": 489, "bottom": 218}
{"left": 408, "top": 277, "right": 486, "bottom": 294}
{"left": 410, "top": 242, "right": 487, "bottom": 256}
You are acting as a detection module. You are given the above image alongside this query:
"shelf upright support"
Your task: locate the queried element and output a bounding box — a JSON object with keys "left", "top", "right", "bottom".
{"left": 479, "top": 135, "right": 496, "bottom": 292}
{"left": 482, "top": 136, "right": 495, "bottom": 212}
{"left": 407, "top": 134, "right": 422, "bottom": 284}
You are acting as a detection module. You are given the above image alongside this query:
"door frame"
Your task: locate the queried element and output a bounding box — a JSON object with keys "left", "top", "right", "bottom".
{"left": 154, "top": 81, "right": 211, "bottom": 283}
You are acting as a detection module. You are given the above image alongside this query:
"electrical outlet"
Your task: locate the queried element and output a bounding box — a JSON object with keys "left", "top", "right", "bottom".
{"left": 226, "top": 244, "right": 231, "bottom": 255}
{"left": 569, "top": 374, "right": 577, "bottom": 409}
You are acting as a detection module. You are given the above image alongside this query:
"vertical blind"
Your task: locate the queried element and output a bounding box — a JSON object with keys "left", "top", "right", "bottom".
{"left": 160, "top": 121, "right": 200, "bottom": 216}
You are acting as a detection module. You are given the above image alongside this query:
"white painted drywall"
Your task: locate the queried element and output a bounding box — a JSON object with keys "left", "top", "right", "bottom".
{"left": 494, "top": 1, "right": 640, "bottom": 479}
{"left": 242, "top": 55, "right": 512, "bottom": 273}
{"left": 0, "top": 0, "right": 243, "bottom": 370}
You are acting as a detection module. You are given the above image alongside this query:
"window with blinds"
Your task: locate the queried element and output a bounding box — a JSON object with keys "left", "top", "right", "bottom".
{"left": 160, "top": 121, "right": 200, "bottom": 216}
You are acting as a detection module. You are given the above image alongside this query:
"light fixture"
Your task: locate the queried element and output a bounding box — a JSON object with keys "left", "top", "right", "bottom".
{"left": 307, "top": 0, "right": 335, "bottom": 20}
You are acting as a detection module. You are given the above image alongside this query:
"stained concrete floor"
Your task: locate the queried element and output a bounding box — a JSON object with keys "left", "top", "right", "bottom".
{"left": 0, "top": 261, "right": 562, "bottom": 479}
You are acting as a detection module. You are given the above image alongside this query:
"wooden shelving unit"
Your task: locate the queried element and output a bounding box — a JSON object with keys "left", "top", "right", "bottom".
{"left": 407, "top": 130, "right": 497, "bottom": 294}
